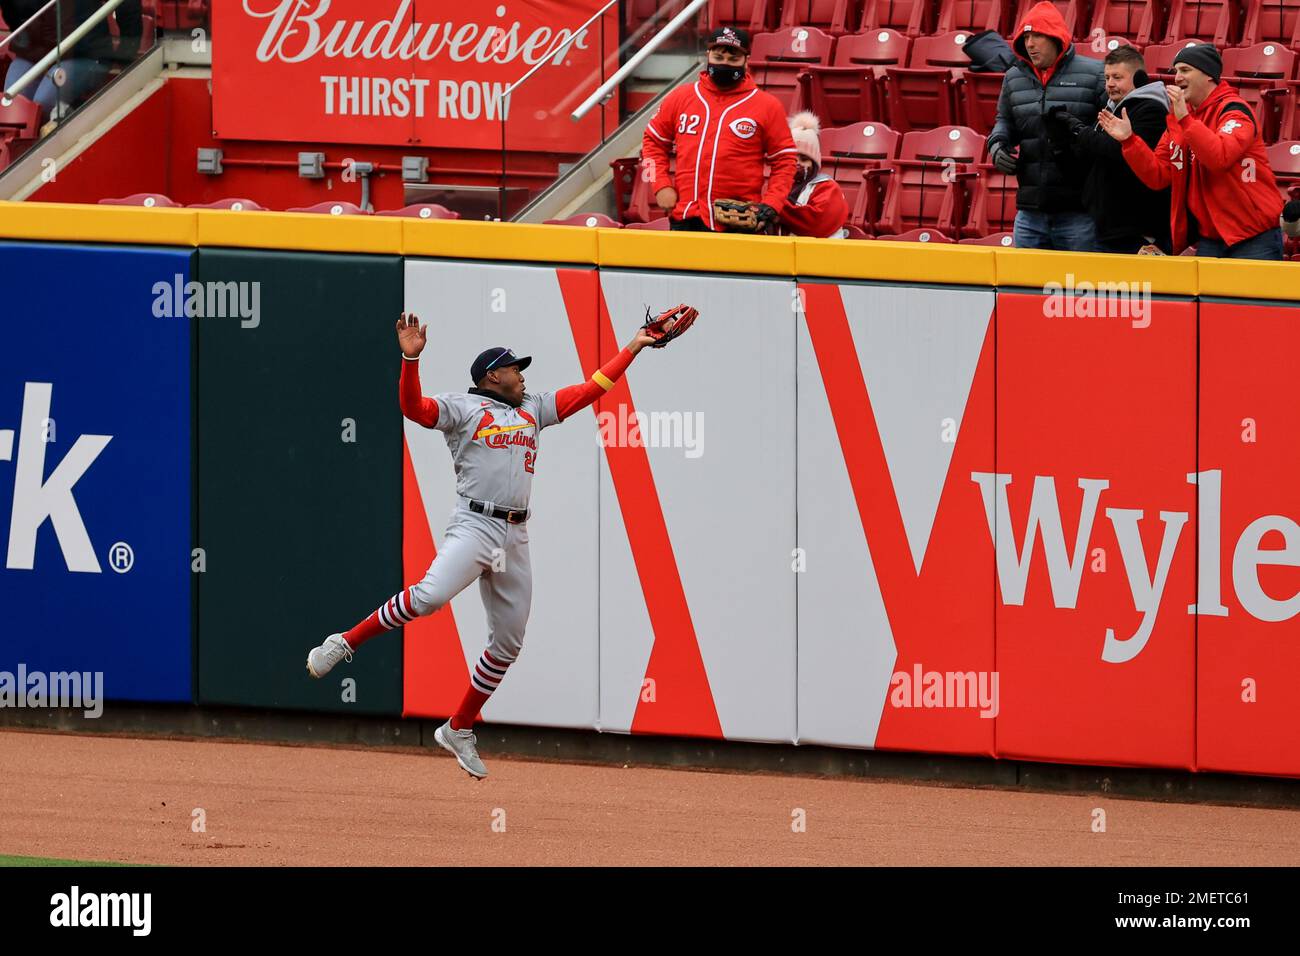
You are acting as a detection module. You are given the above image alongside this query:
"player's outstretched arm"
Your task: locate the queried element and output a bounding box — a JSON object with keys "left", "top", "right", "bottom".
{"left": 552, "top": 325, "right": 663, "bottom": 422}
{"left": 396, "top": 312, "right": 439, "bottom": 428}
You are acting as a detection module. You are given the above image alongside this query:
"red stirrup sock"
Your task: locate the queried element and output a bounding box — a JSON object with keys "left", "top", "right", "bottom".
{"left": 450, "top": 651, "right": 511, "bottom": 730}
{"left": 343, "top": 588, "right": 418, "bottom": 649}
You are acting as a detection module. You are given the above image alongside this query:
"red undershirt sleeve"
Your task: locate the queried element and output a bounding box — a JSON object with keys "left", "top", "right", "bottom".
{"left": 399, "top": 358, "right": 439, "bottom": 428}
{"left": 553, "top": 347, "right": 636, "bottom": 421}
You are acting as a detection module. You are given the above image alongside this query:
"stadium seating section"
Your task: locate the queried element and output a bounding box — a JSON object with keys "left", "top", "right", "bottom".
{"left": 600, "top": 0, "right": 1300, "bottom": 242}
{"left": 3, "top": 0, "right": 1297, "bottom": 248}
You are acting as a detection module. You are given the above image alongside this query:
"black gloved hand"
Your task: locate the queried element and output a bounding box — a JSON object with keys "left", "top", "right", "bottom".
{"left": 753, "top": 203, "right": 777, "bottom": 225}
{"left": 989, "top": 142, "right": 1018, "bottom": 174}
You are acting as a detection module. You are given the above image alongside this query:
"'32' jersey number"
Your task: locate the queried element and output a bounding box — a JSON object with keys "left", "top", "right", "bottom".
{"left": 677, "top": 113, "right": 702, "bottom": 134}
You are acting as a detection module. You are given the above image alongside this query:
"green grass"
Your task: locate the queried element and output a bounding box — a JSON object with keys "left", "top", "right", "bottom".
{"left": 0, "top": 854, "right": 137, "bottom": 867}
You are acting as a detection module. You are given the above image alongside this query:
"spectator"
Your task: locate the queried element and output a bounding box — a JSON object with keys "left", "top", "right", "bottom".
{"left": 1099, "top": 45, "right": 1285, "bottom": 260}
{"left": 0, "top": 1, "right": 140, "bottom": 125}
{"left": 1045, "top": 45, "right": 1171, "bottom": 254}
{"left": 641, "top": 26, "right": 798, "bottom": 232}
{"left": 777, "top": 112, "right": 849, "bottom": 238}
{"left": 986, "top": 1, "right": 1105, "bottom": 251}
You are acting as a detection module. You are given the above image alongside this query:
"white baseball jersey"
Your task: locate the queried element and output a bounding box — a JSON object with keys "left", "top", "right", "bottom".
{"left": 429, "top": 389, "right": 561, "bottom": 511}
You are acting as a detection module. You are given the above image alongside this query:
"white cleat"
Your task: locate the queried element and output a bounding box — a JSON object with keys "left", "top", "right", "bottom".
{"left": 434, "top": 720, "right": 489, "bottom": 779}
{"left": 306, "top": 634, "right": 353, "bottom": 678}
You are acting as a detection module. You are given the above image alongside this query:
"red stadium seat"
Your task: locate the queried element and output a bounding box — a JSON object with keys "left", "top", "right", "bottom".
{"left": 750, "top": 27, "right": 836, "bottom": 111}
{"left": 1090, "top": 0, "right": 1160, "bottom": 46}
{"left": 1221, "top": 43, "right": 1297, "bottom": 144}
{"left": 1011, "top": 0, "right": 1086, "bottom": 40}
{"left": 799, "top": 28, "right": 911, "bottom": 126}
{"left": 882, "top": 31, "right": 972, "bottom": 132}
{"left": 935, "top": 0, "right": 1008, "bottom": 34}
{"left": 777, "top": 0, "right": 856, "bottom": 34}
{"left": 375, "top": 203, "right": 461, "bottom": 219}
{"left": 545, "top": 212, "right": 624, "bottom": 227}
{"left": 1241, "top": 0, "right": 1300, "bottom": 48}
{"left": 98, "top": 193, "right": 181, "bottom": 207}
{"left": 877, "top": 227, "right": 958, "bottom": 242}
{"left": 0, "top": 141, "right": 10, "bottom": 173}
{"left": 1268, "top": 140, "right": 1300, "bottom": 200}
{"left": 964, "top": 165, "right": 1019, "bottom": 237}
{"left": 0, "top": 94, "right": 41, "bottom": 141}
{"left": 1282, "top": 82, "right": 1300, "bottom": 139}
{"left": 820, "top": 121, "right": 903, "bottom": 219}
{"left": 188, "top": 198, "right": 266, "bottom": 211}
{"left": 1144, "top": 39, "right": 1206, "bottom": 79}
{"left": 625, "top": 217, "right": 673, "bottom": 229}
{"left": 960, "top": 231, "right": 1016, "bottom": 244}
{"left": 1162, "top": 0, "right": 1239, "bottom": 45}
{"left": 858, "top": 0, "right": 932, "bottom": 37}
{"left": 708, "top": 0, "right": 776, "bottom": 33}
{"left": 156, "top": 0, "right": 210, "bottom": 30}
{"left": 843, "top": 223, "right": 871, "bottom": 238}
{"left": 959, "top": 70, "right": 1006, "bottom": 133}
{"left": 286, "top": 201, "right": 369, "bottom": 215}
{"left": 1087, "top": 34, "right": 1141, "bottom": 56}
{"left": 861, "top": 125, "right": 982, "bottom": 235}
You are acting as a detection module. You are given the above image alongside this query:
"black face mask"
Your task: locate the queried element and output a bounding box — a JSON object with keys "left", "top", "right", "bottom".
{"left": 707, "top": 63, "right": 745, "bottom": 88}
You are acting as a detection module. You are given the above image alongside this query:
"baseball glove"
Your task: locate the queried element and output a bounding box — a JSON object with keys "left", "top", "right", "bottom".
{"left": 641, "top": 303, "right": 699, "bottom": 349}
{"left": 712, "top": 198, "right": 760, "bottom": 231}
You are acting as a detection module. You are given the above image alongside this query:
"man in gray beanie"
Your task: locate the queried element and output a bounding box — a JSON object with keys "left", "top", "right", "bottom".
{"left": 1099, "top": 42, "right": 1284, "bottom": 258}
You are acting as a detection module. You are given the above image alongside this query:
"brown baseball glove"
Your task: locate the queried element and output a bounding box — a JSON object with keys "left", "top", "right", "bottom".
{"left": 711, "top": 198, "right": 778, "bottom": 233}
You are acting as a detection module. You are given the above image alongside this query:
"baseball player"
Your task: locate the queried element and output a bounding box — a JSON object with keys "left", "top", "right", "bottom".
{"left": 305, "top": 308, "right": 695, "bottom": 778}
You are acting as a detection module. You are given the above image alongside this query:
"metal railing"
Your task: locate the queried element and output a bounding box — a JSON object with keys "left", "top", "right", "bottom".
{"left": 495, "top": 0, "right": 705, "bottom": 220}
{"left": 3, "top": 0, "right": 127, "bottom": 103}
{"left": 494, "top": 0, "right": 620, "bottom": 220}
{"left": 573, "top": 0, "right": 707, "bottom": 121}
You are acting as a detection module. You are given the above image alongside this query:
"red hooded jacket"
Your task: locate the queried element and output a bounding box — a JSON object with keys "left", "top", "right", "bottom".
{"left": 1120, "top": 80, "right": 1283, "bottom": 250}
{"left": 641, "top": 70, "right": 799, "bottom": 230}
{"left": 778, "top": 174, "right": 849, "bottom": 238}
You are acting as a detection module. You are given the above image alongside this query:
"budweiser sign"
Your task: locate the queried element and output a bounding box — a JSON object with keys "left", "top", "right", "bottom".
{"left": 212, "top": 0, "right": 618, "bottom": 150}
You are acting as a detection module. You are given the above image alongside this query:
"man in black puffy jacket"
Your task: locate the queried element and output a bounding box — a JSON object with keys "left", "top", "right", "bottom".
{"left": 986, "top": 1, "right": 1106, "bottom": 251}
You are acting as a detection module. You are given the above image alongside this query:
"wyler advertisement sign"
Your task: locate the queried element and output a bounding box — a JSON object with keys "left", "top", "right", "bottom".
{"left": 212, "top": 0, "right": 619, "bottom": 150}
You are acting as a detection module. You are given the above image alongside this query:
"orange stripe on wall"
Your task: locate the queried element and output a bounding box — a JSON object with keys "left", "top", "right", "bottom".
{"left": 401, "top": 437, "right": 471, "bottom": 719}
{"left": 555, "top": 268, "right": 722, "bottom": 738}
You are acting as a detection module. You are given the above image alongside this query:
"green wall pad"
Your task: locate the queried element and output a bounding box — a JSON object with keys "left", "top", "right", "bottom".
{"left": 195, "top": 250, "right": 404, "bottom": 715}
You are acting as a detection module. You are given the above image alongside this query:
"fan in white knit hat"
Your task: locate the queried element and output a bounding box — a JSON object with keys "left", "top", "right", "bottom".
{"left": 788, "top": 111, "right": 823, "bottom": 171}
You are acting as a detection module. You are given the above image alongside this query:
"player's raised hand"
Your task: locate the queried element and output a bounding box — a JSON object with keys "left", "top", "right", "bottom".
{"left": 396, "top": 311, "right": 428, "bottom": 358}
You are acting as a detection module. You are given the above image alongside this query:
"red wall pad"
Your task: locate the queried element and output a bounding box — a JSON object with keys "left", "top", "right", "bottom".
{"left": 993, "top": 292, "right": 1197, "bottom": 770}
{"left": 798, "top": 282, "right": 996, "bottom": 755}
{"left": 1197, "top": 301, "right": 1300, "bottom": 778}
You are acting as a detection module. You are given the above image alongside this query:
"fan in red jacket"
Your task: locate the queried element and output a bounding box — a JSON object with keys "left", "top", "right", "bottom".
{"left": 777, "top": 112, "right": 849, "bottom": 238}
{"left": 1099, "top": 44, "right": 1284, "bottom": 259}
{"left": 641, "top": 26, "right": 799, "bottom": 232}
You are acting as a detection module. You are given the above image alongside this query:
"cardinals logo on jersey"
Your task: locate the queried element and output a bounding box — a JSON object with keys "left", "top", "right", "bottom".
{"left": 472, "top": 409, "right": 538, "bottom": 450}
{"left": 471, "top": 409, "right": 497, "bottom": 442}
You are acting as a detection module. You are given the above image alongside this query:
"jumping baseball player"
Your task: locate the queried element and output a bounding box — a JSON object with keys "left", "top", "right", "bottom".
{"left": 306, "top": 307, "right": 697, "bottom": 778}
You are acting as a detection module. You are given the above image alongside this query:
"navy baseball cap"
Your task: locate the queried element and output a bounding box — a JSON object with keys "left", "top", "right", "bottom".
{"left": 471, "top": 347, "right": 531, "bottom": 383}
{"left": 708, "top": 26, "right": 750, "bottom": 53}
